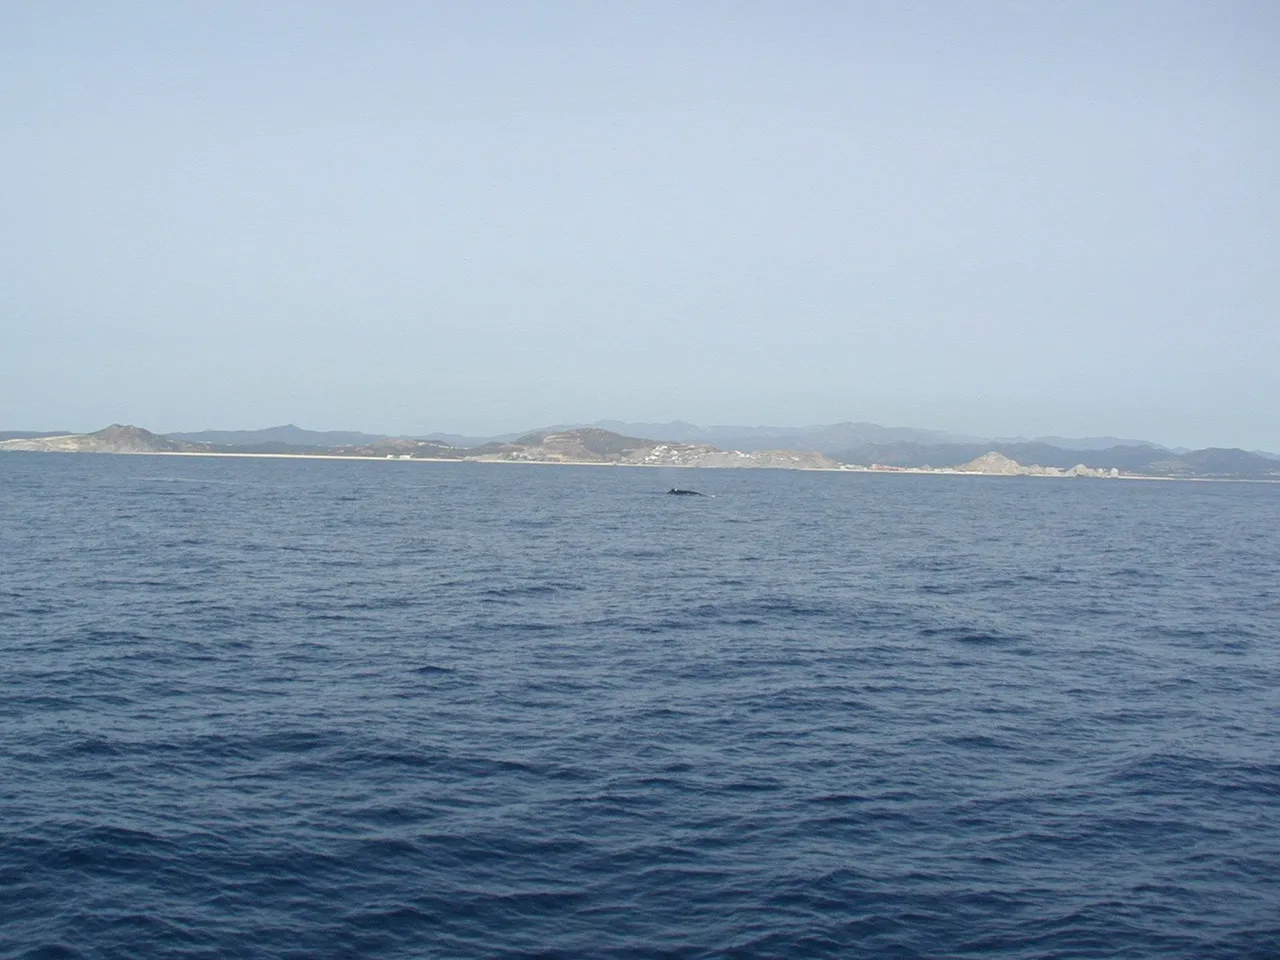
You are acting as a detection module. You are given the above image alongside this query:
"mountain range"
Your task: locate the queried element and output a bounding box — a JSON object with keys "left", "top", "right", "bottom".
{"left": 168, "top": 425, "right": 389, "bottom": 449}
{"left": 164, "top": 421, "right": 1198, "bottom": 456}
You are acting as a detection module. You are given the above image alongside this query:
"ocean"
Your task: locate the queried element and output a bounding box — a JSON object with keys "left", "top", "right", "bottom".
{"left": 2, "top": 452, "right": 1278, "bottom": 959}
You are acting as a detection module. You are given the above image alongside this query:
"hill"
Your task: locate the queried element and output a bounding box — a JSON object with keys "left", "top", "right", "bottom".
{"left": 576, "top": 420, "right": 980, "bottom": 453}
{"left": 469, "top": 428, "right": 673, "bottom": 463}
{"left": 168, "top": 424, "right": 387, "bottom": 448}
{"left": 835, "top": 441, "right": 1280, "bottom": 480}
{"left": 470, "top": 428, "right": 839, "bottom": 469}
{"left": 1029, "top": 435, "right": 1165, "bottom": 451}
{"left": 0, "top": 424, "right": 207, "bottom": 454}
{"left": 950, "top": 452, "right": 1114, "bottom": 478}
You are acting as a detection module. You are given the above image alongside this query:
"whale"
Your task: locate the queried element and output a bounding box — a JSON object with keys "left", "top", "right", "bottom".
{"left": 667, "top": 488, "right": 705, "bottom": 496}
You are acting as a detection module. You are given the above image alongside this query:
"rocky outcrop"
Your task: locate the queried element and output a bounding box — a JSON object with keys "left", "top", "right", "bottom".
{"left": 953, "top": 452, "right": 1117, "bottom": 478}
{"left": 955, "top": 452, "right": 1028, "bottom": 475}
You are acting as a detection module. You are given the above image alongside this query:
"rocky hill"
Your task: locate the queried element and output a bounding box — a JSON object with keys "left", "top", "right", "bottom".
{"left": 469, "top": 428, "right": 662, "bottom": 463}
{"left": 469, "top": 428, "right": 839, "bottom": 469}
{"left": 953, "top": 452, "right": 1115, "bottom": 478}
{"left": 956, "top": 452, "right": 1050, "bottom": 476}
{"left": 0, "top": 424, "right": 207, "bottom": 454}
{"left": 567, "top": 420, "right": 979, "bottom": 453}
{"left": 836, "top": 440, "right": 1280, "bottom": 480}
{"left": 168, "top": 424, "right": 388, "bottom": 448}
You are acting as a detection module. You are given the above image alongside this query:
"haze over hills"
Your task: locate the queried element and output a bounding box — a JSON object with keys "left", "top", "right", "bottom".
{"left": 0, "top": 430, "right": 72, "bottom": 442}
{"left": 420, "top": 430, "right": 525, "bottom": 447}
{"left": 169, "top": 425, "right": 389, "bottom": 448}
{"left": 175, "top": 422, "right": 1272, "bottom": 463}
{"left": 468, "top": 428, "right": 839, "bottom": 469}
{"left": 568, "top": 420, "right": 983, "bottom": 454}
{"left": 0, "top": 425, "right": 206, "bottom": 455}
{"left": 830, "top": 440, "right": 1280, "bottom": 479}
{"left": 1019, "top": 436, "right": 1167, "bottom": 452}
{"left": 156, "top": 420, "right": 988, "bottom": 454}
{"left": 2, "top": 420, "right": 1278, "bottom": 480}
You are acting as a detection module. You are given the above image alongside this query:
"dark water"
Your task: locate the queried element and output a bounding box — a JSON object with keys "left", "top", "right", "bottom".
{"left": 2, "top": 453, "right": 1278, "bottom": 959}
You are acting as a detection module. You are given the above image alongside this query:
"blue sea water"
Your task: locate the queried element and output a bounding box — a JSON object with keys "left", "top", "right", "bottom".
{"left": 1, "top": 452, "right": 1278, "bottom": 959}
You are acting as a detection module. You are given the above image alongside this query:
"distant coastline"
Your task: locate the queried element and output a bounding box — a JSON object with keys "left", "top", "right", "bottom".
{"left": 86, "top": 449, "right": 1280, "bottom": 483}
{"left": 3, "top": 423, "right": 1278, "bottom": 483}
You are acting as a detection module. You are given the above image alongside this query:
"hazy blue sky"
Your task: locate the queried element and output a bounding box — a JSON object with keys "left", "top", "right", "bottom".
{"left": 3, "top": 1, "right": 1277, "bottom": 447}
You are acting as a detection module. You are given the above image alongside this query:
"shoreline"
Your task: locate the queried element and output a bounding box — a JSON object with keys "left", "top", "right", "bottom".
{"left": 4, "top": 448, "right": 1276, "bottom": 484}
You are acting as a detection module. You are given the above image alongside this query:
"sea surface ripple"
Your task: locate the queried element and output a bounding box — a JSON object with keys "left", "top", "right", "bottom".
{"left": 2, "top": 453, "right": 1278, "bottom": 958}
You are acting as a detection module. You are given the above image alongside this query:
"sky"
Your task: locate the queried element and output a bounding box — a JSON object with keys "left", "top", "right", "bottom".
{"left": 2, "top": 1, "right": 1277, "bottom": 449}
